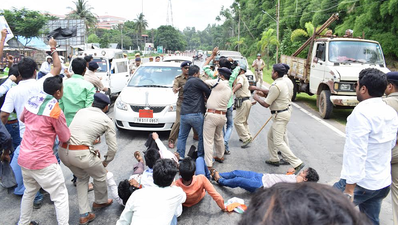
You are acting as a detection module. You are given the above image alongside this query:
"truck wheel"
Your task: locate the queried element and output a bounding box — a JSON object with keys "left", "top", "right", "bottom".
{"left": 318, "top": 90, "right": 333, "bottom": 119}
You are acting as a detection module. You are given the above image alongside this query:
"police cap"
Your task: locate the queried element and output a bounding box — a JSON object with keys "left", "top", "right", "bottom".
{"left": 273, "top": 63, "right": 287, "bottom": 74}
{"left": 88, "top": 61, "right": 99, "bottom": 71}
{"left": 94, "top": 93, "right": 110, "bottom": 105}
{"left": 180, "top": 61, "right": 192, "bottom": 68}
{"left": 282, "top": 63, "right": 290, "bottom": 72}
{"left": 386, "top": 71, "right": 398, "bottom": 82}
{"left": 218, "top": 67, "right": 232, "bottom": 79}
{"left": 84, "top": 55, "right": 93, "bottom": 62}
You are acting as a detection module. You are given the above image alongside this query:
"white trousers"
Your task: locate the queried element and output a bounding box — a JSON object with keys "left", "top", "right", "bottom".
{"left": 19, "top": 163, "right": 69, "bottom": 225}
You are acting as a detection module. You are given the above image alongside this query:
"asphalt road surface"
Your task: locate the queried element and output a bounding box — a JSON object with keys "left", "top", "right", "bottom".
{"left": 0, "top": 64, "right": 394, "bottom": 225}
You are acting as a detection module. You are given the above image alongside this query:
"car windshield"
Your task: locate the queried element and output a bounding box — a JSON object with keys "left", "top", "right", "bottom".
{"left": 92, "top": 58, "right": 108, "bottom": 72}
{"left": 328, "top": 41, "right": 384, "bottom": 64}
{"left": 128, "top": 66, "right": 181, "bottom": 87}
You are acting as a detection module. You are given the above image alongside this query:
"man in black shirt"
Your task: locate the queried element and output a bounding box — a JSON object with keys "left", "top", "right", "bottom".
{"left": 177, "top": 65, "right": 211, "bottom": 159}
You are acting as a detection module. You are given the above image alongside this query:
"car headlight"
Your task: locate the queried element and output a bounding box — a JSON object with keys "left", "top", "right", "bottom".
{"left": 116, "top": 99, "right": 129, "bottom": 111}
{"left": 168, "top": 104, "right": 177, "bottom": 112}
{"left": 334, "top": 82, "right": 355, "bottom": 92}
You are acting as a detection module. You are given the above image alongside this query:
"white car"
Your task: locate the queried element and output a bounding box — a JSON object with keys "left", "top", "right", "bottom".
{"left": 162, "top": 56, "right": 192, "bottom": 63}
{"left": 114, "top": 62, "right": 181, "bottom": 131}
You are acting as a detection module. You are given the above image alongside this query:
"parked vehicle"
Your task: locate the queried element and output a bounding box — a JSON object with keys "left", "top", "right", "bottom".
{"left": 280, "top": 13, "right": 390, "bottom": 119}
{"left": 69, "top": 49, "right": 130, "bottom": 98}
{"left": 163, "top": 56, "right": 192, "bottom": 63}
{"left": 114, "top": 62, "right": 181, "bottom": 131}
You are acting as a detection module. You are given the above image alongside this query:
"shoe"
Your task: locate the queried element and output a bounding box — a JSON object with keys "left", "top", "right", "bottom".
{"left": 239, "top": 139, "right": 243, "bottom": 142}
{"left": 92, "top": 199, "right": 113, "bottom": 209}
{"left": 224, "top": 149, "right": 231, "bottom": 155}
{"left": 187, "top": 145, "right": 197, "bottom": 160}
{"left": 241, "top": 137, "right": 252, "bottom": 148}
{"left": 265, "top": 160, "right": 280, "bottom": 167}
{"left": 33, "top": 193, "right": 43, "bottom": 209}
{"left": 30, "top": 222, "right": 39, "bottom": 225}
{"left": 294, "top": 163, "right": 305, "bottom": 175}
{"left": 279, "top": 159, "right": 290, "bottom": 165}
{"left": 277, "top": 151, "right": 282, "bottom": 155}
{"left": 193, "top": 133, "right": 199, "bottom": 141}
{"left": 79, "top": 213, "right": 95, "bottom": 225}
{"left": 213, "top": 156, "right": 224, "bottom": 163}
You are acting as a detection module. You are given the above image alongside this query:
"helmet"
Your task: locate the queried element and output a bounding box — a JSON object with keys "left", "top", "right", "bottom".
{"left": 45, "top": 56, "right": 52, "bottom": 60}
{"left": 257, "top": 53, "right": 261, "bottom": 57}
{"left": 240, "top": 64, "right": 247, "bottom": 71}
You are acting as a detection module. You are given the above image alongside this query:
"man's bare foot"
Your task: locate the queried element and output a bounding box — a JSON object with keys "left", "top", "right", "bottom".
{"left": 134, "top": 151, "right": 143, "bottom": 163}
{"left": 214, "top": 171, "right": 221, "bottom": 182}
{"left": 88, "top": 182, "right": 94, "bottom": 192}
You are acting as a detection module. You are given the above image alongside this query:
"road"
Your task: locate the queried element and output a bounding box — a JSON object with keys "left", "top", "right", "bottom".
{"left": 0, "top": 62, "right": 393, "bottom": 225}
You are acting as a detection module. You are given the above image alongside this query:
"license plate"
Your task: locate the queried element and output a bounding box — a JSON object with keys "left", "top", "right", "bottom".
{"left": 134, "top": 118, "right": 159, "bottom": 123}
{"left": 139, "top": 109, "right": 153, "bottom": 118}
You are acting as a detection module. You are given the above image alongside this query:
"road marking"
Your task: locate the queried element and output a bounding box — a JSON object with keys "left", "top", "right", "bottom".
{"left": 291, "top": 102, "right": 346, "bottom": 138}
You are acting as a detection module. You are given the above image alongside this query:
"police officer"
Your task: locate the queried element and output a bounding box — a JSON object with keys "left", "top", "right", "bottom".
{"left": 252, "top": 53, "right": 265, "bottom": 87}
{"left": 168, "top": 61, "right": 198, "bottom": 149}
{"left": 383, "top": 71, "right": 398, "bottom": 225}
{"left": 233, "top": 64, "right": 253, "bottom": 148}
{"left": 253, "top": 63, "right": 304, "bottom": 174}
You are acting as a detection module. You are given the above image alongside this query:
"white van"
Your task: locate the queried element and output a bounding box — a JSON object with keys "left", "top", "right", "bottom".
{"left": 69, "top": 49, "right": 130, "bottom": 97}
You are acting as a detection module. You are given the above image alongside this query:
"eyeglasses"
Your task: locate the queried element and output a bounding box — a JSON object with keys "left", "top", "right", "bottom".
{"left": 183, "top": 67, "right": 189, "bottom": 70}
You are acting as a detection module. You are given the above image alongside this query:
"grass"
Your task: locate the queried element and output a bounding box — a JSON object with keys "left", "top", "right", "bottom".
{"left": 250, "top": 65, "right": 352, "bottom": 125}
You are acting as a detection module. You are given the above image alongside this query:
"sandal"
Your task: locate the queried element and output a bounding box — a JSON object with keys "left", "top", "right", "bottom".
{"left": 214, "top": 171, "right": 221, "bottom": 183}
{"left": 168, "top": 140, "right": 175, "bottom": 149}
{"left": 214, "top": 156, "right": 224, "bottom": 163}
{"left": 209, "top": 168, "right": 216, "bottom": 180}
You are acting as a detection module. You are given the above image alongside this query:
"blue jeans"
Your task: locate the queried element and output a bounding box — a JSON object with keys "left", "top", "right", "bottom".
{"left": 218, "top": 170, "right": 263, "bottom": 193}
{"left": 37, "top": 71, "right": 46, "bottom": 80}
{"left": 5, "top": 122, "right": 21, "bottom": 161}
{"left": 195, "top": 157, "right": 210, "bottom": 179}
{"left": 171, "top": 215, "right": 177, "bottom": 225}
{"left": 177, "top": 113, "right": 204, "bottom": 158}
{"left": 333, "top": 179, "right": 390, "bottom": 225}
{"left": 223, "top": 106, "right": 233, "bottom": 151}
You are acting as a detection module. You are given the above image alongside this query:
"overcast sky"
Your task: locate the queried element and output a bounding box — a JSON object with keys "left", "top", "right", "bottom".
{"left": 4, "top": 0, "right": 235, "bottom": 31}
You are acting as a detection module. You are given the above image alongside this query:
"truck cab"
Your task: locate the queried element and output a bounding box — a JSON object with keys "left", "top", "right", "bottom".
{"left": 282, "top": 37, "right": 390, "bottom": 118}
{"left": 69, "top": 49, "right": 130, "bottom": 97}
{"left": 309, "top": 38, "right": 389, "bottom": 118}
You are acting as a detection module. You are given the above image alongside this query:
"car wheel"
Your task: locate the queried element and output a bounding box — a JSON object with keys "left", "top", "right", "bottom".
{"left": 318, "top": 90, "right": 333, "bottom": 119}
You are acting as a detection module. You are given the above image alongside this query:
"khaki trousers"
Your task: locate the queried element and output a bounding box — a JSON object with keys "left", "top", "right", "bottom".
{"left": 59, "top": 147, "right": 108, "bottom": 214}
{"left": 168, "top": 105, "right": 198, "bottom": 143}
{"left": 392, "top": 163, "right": 398, "bottom": 225}
{"left": 234, "top": 100, "right": 252, "bottom": 142}
{"left": 19, "top": 163, "right": 69, "bottom": 225}
{"left": 255, "top": 70, "right": 263, "bottom": 87}
{"left": 267, "top": 110, "right": 302, "bottom": 168}
{"left": 204, "top": 113, "right": 227, "bottom": 167}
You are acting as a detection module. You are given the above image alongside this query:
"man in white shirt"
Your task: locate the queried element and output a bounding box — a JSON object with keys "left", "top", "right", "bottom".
{"left": 38, "top": 56, "right": 52, "bottom": 79}
{"left": 333, "top": 68, "right": 398, "bottom": 225}
{"left": 116, "top": 158, "right": 186, "bottom": 225}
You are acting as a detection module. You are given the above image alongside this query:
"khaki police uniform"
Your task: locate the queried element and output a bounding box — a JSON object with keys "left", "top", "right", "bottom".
{"left": 383, "top": 92, "right": 398, "bottom": 225}
{"left": 252, "top": 59, "right": 265, "bottom": 86}
{"left": 264, "top": 75, "right": 302, "bottom": 168}
{"left": 59, "top": 107, "right": 117, "bottom": 215}
{"left": 233, "top": 73, "right": 252, "bottom": 142}
{"left": 203, "top": 79, "right": 232, "bottom": 167}
{"left": 168, "top": 74, "right": 187, "bottom": 144}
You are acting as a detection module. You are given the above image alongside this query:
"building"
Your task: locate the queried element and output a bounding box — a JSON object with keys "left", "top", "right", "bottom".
{"left": 97, "top": 15, "right": 126, "bottom": 30}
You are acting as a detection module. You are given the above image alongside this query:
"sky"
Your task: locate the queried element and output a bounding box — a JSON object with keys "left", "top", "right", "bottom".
{"left": 4, "top": 0, "right": 235, "bottom": 31}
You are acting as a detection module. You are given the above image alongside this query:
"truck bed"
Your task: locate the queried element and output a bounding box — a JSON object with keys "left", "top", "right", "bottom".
{"left": 280, "top": 55, "right": 309, "bottom": 82}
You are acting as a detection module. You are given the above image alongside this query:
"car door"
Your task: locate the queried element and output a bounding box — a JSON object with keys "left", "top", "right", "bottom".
{"left": 110, "top": 58, "right": 130, "bottom": 93}
{"left": 309, "top": 42, "right": 326, "bottom": 93}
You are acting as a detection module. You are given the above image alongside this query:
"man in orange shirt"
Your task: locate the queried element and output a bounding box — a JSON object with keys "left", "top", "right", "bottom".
{"left": 175, "top": 158, "right": 226, "bottom": 211}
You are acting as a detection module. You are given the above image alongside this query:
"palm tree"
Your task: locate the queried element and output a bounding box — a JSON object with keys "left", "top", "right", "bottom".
{"left": 257, "top": 28, "right": 279, "bottom": 69}
{"left": 67, "top": 0, "right": 98, "bottom": 29}
{"left": 291, "top": 22, "right": 315, "bottom": 42}
{"left": 134, "top": 13, "right": 148, "bottom": 48}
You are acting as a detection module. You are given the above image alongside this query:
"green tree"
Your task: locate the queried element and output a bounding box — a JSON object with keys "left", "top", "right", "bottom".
{"left": 155, "top": 26, "right": 186, "bottom": 51}
{"left": 87, "top": 33, "right": 100, "bottom": 43}
{"left": 67, "top": 0, "right": 98, "bottom": 29}
{"left": 257, "top": 28, "right": 279, "bottom": 69}
{"left": 134, "top": 13, "right": 148, "bottom": 48}
{"left": 2, "top": 8, "right": 51, "bottom": 48}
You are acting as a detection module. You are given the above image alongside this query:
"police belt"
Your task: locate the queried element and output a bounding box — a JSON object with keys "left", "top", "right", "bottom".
{"left": 270, "top": 106, "right": 290, "bottom": 114}
{"left": 238, "top": 97, "right": 251, "bottom": 102}
{"left": 61, "top": 143, "right": 89, "bottom": 150}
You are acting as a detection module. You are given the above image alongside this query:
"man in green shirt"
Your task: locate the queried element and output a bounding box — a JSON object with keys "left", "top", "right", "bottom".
{"left": 59, "top": 58, "right": 96, "bottom": 126}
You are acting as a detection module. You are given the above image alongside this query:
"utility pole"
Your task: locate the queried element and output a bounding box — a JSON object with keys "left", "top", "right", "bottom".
{"left": 238, "top": 9, "right": 241, "bottom": 52}
{"left": 121, "top": 24, "right": 123, "bottom": 50}
{"left": 276, "top": 0, "right": 280, "bottom": 63}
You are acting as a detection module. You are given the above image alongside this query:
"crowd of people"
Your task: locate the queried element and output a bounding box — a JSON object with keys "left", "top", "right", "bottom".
{"left": 0, "top": 28, "right": 397, "bottom": 225}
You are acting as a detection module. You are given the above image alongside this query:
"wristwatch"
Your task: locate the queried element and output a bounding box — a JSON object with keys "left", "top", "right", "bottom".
{"left": 343, "top": 192, "right": 352, "bottom": 200}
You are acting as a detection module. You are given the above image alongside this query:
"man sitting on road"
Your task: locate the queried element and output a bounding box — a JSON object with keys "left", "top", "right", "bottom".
{"left": 213, "top": 167, "right": 319, "bottom": 193}
{"left": 116, "top": 159, "right": 186, "bottom": 225}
